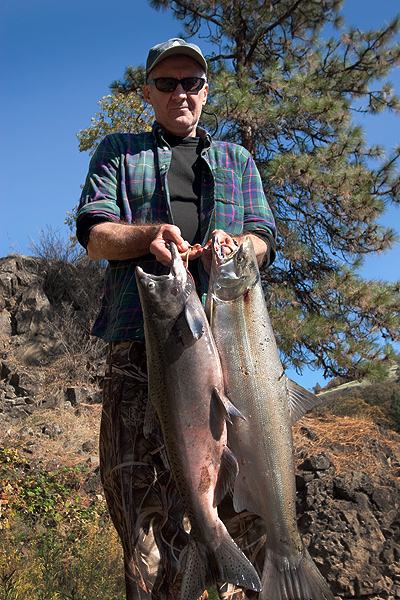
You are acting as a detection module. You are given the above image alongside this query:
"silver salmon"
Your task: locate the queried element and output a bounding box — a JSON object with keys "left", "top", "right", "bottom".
{"left": 135, "top": 243, "right": 261, "bottom": 600}
{"left": 206, "top": 235, "right": 334, "bottom": 600}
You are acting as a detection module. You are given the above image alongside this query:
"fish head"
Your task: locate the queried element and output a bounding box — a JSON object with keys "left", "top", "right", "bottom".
{"left": 208, "top": 234, "right": 260, "bottom": 301}
{"left": 136, "top": 243, "right": 194, "bottom": 319}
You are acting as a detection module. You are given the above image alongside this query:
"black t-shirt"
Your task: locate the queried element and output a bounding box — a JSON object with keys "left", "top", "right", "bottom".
{"left": 164, "top": 133, "right": 203, "bottom": 246}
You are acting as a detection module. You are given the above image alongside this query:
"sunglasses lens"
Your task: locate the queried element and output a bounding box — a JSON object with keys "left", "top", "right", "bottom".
{"left": 182, "top": 77, "right": 204, "bottom": 92}
{"left": 155, "top": 78, "right": 176, "bottom": 92}
{"left": 153, "top": 77, "right": 205, "bottom": 92}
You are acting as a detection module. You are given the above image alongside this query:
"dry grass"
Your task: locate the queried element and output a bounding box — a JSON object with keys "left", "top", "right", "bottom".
{"left": 8, "top": 404, "right": 102, "bottom": 469}
{"left": 7, "top": 401, "right": 400, "bottom": 480}
{"left": 293, "top": 412, "right": 400, "bottom": 479}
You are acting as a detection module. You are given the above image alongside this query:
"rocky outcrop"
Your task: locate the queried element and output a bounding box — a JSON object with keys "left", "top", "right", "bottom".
{"left": 295, "top": 424, "right": 400, "bottom": 599}
{"left": 0, "top": 254, "right": 105, "bottom": 426}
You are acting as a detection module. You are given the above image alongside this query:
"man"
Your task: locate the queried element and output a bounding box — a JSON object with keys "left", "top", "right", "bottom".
{"left": 76, "top": 38, "right": 277, "bottom": 600}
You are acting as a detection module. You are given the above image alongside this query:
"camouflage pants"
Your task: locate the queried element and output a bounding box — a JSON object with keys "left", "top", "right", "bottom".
{"left": 100, "top": 341, "right": 266, "bottom": 600}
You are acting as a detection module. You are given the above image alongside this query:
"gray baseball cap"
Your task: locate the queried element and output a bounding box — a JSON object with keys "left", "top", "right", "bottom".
{"left": 146, "top": 38, "right": 208, "bottom": 78}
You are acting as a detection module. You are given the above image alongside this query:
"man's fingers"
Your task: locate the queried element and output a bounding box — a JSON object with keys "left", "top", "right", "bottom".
{"left": 149, "top": 225, "right": 190, "bottom": 265}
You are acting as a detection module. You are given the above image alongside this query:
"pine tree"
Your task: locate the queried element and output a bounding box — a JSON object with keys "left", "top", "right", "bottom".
{"left": 78, "top": 0, "right": 400, "bottom": 380}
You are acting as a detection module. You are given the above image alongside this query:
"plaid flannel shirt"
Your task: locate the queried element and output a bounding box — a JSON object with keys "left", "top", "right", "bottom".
{"left": 77, "top": 123, "right": 277, "bottom": 341}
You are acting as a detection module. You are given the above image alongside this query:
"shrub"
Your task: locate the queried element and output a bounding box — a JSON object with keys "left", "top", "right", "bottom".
{"left": 28, "top": 225, "right": 85, "bottom": 265}
{"left": 0, "top": 444, "right": 125, "bottom": 600}
{"left": 0, "top": 519, "right": 125, "bottom": 600}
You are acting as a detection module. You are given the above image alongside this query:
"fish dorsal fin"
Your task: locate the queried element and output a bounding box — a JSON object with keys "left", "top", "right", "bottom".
{"left": 285, "top": 376, "right": 320, "bottom": 425}
{"left": 213, "top": 387, "right": 246, "bottom": 424}
{"left": 233, "top": 474, "right": 260, "bottom": 516}
{"left": 213, "top": 446, "right": 239, "bottom": 507}
{"left": 184, "top": 302, "right": 204, "bottom": 340}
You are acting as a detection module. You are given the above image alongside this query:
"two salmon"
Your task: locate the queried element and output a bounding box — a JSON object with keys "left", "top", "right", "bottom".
{"left": 137, "top": 236, "right": 333, "bottom": 600}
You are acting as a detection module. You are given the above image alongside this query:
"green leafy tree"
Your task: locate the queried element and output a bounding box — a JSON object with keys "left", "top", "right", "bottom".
{"left": 77, "top": 0, "right": 400, "bottom": 381}
{"left": 76, "top": 85, "right": 153, "bottom": 154}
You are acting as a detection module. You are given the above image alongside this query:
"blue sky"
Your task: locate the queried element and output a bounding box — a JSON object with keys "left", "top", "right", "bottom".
{"left": 1, "top": 0, "right": 399, "bottom": 389}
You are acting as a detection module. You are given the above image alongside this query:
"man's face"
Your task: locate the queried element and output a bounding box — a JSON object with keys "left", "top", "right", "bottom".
{"left": 143, "top": 55, "right": 208, "bottom": 137}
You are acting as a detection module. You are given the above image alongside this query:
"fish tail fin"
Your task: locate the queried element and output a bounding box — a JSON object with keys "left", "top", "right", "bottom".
{"left": 261, "top": 548, "right": 334, "bottom": 600}
{"left": 181, "top": 529, "right": 261, "bottom": 600}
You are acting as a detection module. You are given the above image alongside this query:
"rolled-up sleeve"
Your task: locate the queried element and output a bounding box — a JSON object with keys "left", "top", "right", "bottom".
{"left": 241, "top": 153, "right": 277, "bottom": 242}
{"left": 77, "top": 135, "right": 123, "bottom": 224}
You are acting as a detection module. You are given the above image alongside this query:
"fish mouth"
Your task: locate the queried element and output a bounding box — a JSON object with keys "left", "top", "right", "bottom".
{"left": 136, "top": 243, "right": 193, "bottom": 316}
{"left": 212, "top": 234, "right": 246, "bottom": 300}
{"left": 135, "top": 266, "right": 171, "bottom": 285}
{"left": 210, "top": 233, "right": 260, "bottom": 299}
{"left": 212, "top": 232, "right": 239, "bottom": 266}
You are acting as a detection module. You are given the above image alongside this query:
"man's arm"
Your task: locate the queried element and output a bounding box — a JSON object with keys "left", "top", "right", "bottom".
{"left": 244, "top": 233, "right": 268, "bottom": 267}
{"left": 87, "top": 221, "right": 190, "bottom": 266}
{"left": 240, "top": 151, "right": 277, "bottom": 265}
{"left": 77, "top": 134, "right": 191, "bottom": 266}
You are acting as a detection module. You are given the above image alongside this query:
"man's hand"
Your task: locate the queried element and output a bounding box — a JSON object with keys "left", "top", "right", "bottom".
{"left": 149, "top": 224, "right": 190, "bottom": 266}
{"left": 87, "top": 221, "right": 190, "bottom": 264}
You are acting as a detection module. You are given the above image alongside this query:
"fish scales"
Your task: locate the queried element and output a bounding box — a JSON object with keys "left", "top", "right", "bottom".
{"left": 210, "top": 266, "right": 297, "bottom": 539}
{"left": 135, "top": 243, "right": 261, "bottom": 600}
{"left": 207, "top": 234, "right": 334, "bottom": 600}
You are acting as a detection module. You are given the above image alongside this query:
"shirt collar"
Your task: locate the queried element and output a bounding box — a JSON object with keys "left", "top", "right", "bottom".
{"left": 152, "top": 121, "right": 211, "bottom": 149}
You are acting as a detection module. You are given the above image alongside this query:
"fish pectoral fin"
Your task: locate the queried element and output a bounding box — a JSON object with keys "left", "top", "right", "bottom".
{"left": 213, "top": 387, "right": 247, "bottom": 423}
{"left": 185, "top": 303, "right": 205, "bottom": 340}
{"left": 233, "top": 474, "right": 260, "bottom": 515}
{"left": 286, "top": 376, "right": 321, "bottom": 425}
{"left": 214, "top": 447, "right": 239, "bottom": 507}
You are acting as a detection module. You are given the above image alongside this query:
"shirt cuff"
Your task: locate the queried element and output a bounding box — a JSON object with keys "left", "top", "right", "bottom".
{"left": 76, "top": 214, "right": 115, "bottom": 250}
{"left": 247, "top": 230, "right": 276, "bottom": 268}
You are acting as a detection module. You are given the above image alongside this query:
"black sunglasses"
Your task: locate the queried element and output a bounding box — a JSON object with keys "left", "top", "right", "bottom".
{"left": 148, "top": 77, "right": 207, "bottom": 93}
